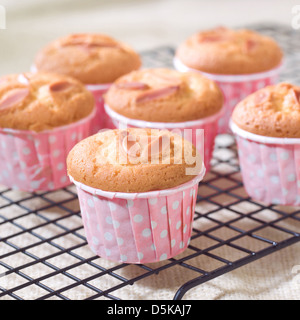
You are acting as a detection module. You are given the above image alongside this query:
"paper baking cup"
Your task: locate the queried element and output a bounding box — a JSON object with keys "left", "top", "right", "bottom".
{"left": 230, "top": 120, "right": 300, "bottom": 206}
{"left": 86, "top": 83, "right": 112, "bottom": 133}
{"left": 69, "top": 166, "right": 205, "bottom": 264}
{"left": 0, "top": 109, "right": 96, "bottom": 192}
{"left": 104, "top": 104, "right": 224, "bottom": 172}
{"left": 174, "top": 57, "right": 282, "bottom": 134}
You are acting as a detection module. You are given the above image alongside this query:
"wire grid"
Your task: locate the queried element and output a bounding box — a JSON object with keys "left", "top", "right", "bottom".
{"left": 0, "top": 24, "right": 300, "bottom": 300}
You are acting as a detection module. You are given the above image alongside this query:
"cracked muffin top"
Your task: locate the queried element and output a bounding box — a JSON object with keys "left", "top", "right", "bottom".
{"left": 67, "top": 128, "right": 203, "bottom": 192}
{"left": 232, "top": 82, "right": 300, "bottom": 138}
{"left": 175, "top": 27, "right": 283, "bottom": 75}
{"left": 0, "top": 72, "right": 94, "bottom": 132}
{"left": 33, "top": 33, "right": 142, "bottom": 84}
{"left": 104, "top": 68, "right": 224, "bottom": 122}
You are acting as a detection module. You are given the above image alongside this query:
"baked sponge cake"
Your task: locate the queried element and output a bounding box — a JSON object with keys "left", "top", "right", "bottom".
{"left": 232, "top": 82, "right": 300, "bottom": 138}
{"left": 175, "top": 27, "right": 283, "bottom": 75}
{"left": 33, "top": 33, "right": 142, "bottom": 84}
{"left": 0, "top": 72, "right": 95, "bottom": 132}
{"left": 67, "top": 128, "right": 203, "bottom": 193}
{"left": 104, "top": 68, "right": 224, "bottom": 122}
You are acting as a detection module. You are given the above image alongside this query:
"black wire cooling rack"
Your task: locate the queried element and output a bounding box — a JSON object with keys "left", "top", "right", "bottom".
{"left": 1, "top": 24, "right": 300, "bottom": 300}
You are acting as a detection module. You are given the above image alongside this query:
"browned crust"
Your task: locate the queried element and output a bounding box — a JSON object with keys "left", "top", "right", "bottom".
{"left": 175, "top": 27, "right": 283, "bottom": 75}
{"left": 232, "top": 82, "right": 300, "bottom": 138}
{"left": 67, "top": 129, "right": 202, "bottom": 192}
{"left": 34, "top": 33, "right": 142, "bottom": 84}
{"left": 0, "top": 72, "right": 95, "bottom": 132}
{"left": 104, "top": 68, "right": 224, "bottom": 122}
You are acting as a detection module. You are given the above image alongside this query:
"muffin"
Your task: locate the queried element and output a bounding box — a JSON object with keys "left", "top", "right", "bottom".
{"left": 67, "top": 128, "right": 203, "bottom": 192}
{"left": 33, "top": 33, "right": 142, "bottom": 85}
{"left": 232, "top": 82, "right": 300, "bottom": 138}
{"left": 104, "top": 68, "right": 224, "bottom": 171}
{"left": 33, "top": 33, "right": 142, "bottom": 132}
{"left": 0, "top": 72, "right": 94, "bottom": 131}
{"left": 0, "top": 72, "right": 95, "bottom": 192}
{"left": 174, "top": 27, "right": 283, "bottom": 133}
{"left": 67, "top": 128, "right": 205, "bottom": 263}
{"left": 175, "top": 27, "right": 283, "bottom": 75}
{"left": 230, "top": 82, "right": 300, "bottom": 206}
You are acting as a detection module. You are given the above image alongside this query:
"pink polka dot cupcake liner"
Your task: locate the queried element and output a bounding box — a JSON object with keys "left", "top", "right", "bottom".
{"left": 0, "top": 108, "right": 96, "bottom": 192}
{"left": 69, "top": 167, "right": 206, "bottom": 264}
{"left": 104, "top": 103, "right": 224, "bottom": 172}
{"left": 85, "top": 83, "right": 112, "bottom": 132}
{"left": 173, "top": 57, "right": 282, "bottom": 134}
{"left": 230, "top": 121, "right": 300, "bottom": 206}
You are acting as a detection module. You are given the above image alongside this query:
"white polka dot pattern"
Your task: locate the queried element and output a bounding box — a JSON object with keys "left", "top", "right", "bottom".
{"left": 173, "top": 58, "right": 281, "bottom": 135}
{"left": 236, "top": 135, "right": 300, "bottom": 206}
{"left": 76, "top": 180, "right": 199, "bottom": 264}
{"left": 217, "top": 75, "right": 281, "bottom": 134}
{"left": 0, "top": 109, "right": 95, "bottom": 192}
{"left": 86, "top": 84, "right": 111, "bottom": 133}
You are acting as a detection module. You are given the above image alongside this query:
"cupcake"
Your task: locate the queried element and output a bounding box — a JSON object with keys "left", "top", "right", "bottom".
{"left": 33, "top": 33, "right": 142, "bottom": 131}
{"left": 0, "top": 72, "right": 95, "bottom": 192}
{"left": 230, "top": 82, "right": 300, "bottom": 206}
{"left": 67, "top": 128, "right": 205, "bottom": 263}
{"left": 174, "top": 27, "right": 283, "bottom": 133}
{"left": 104, "top": 68, "right": 224, "bottom": 171}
